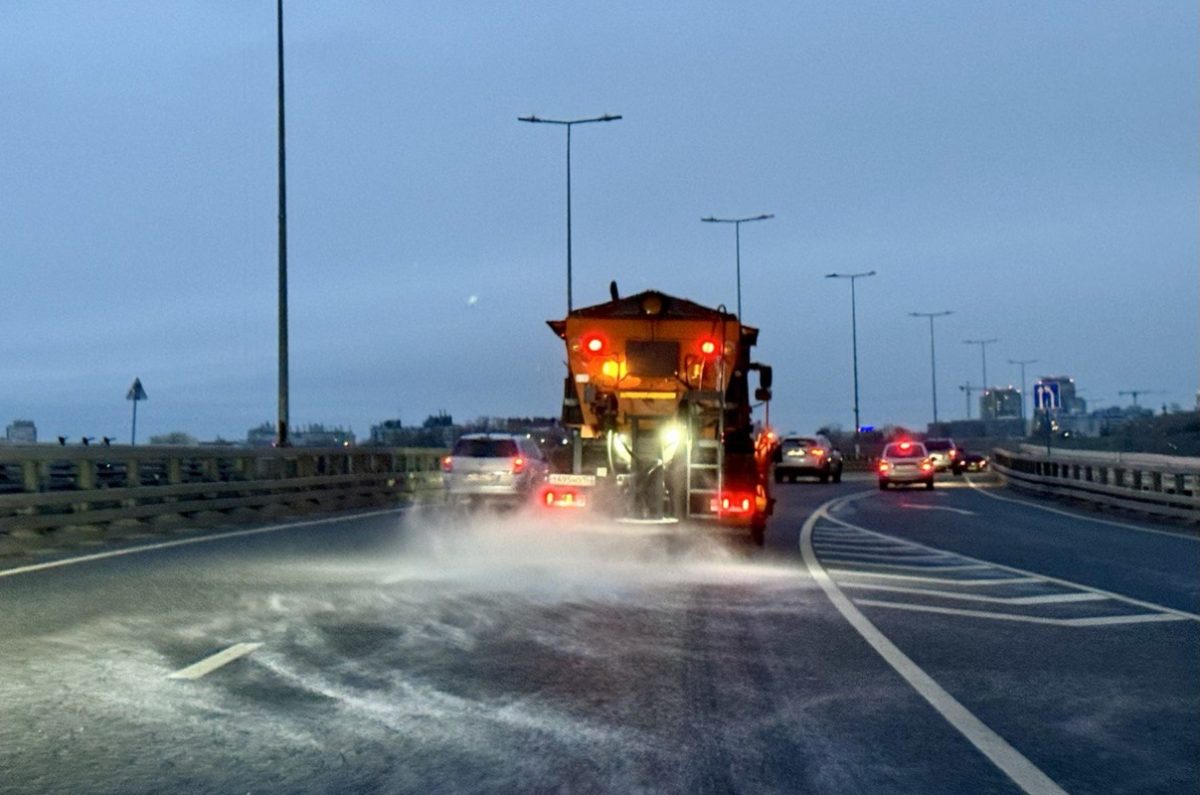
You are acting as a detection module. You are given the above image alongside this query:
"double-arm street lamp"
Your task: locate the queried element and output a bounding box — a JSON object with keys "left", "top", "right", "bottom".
{"left": 964, "top": 338, "right": 999, "bottom": 390}
{"left": 909, "top": 311, "right": 953, "bottom": 423}
{"left": 701, "top": 213, "right": 774, "bottom": 319}
{"left": 825, "top": 270, "right": 876, "bottom": 436}
{"left": 519, "top": 113, "right": 622, "bottom": 312}
{"left": 1009, "top": 358, "right": 1038, "bottom": 425}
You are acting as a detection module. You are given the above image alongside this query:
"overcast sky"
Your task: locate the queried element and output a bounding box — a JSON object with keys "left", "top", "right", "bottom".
{"left": 2, "top": 1, "right": 1196, "bottom": 442}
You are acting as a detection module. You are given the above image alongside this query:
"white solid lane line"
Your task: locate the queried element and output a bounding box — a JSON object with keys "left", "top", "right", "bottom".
{"left": 853, "top": 599, "right": 1189, "bottom": 627}
{"left": 965, "top": 476, "right": 1200, "bottom": 541}
{"left": 801, "top": 494, "right": 1069, "bottom": 795}
{"left": 168, "top": 642, "right": 264, "bottom": 680}
{"left": 0, "top": 508, "right": 405, "bottom": 580}
{"left": 818, "top": 560, "right": 991, "bottom": 572}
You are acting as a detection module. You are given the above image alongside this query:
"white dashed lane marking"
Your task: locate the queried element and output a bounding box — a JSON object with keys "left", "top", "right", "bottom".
{"left": 168, "top": 642, "right": 264, "bottom": 680}
{"left": 813, "top": 506, "right": 1199, "bottom": 627}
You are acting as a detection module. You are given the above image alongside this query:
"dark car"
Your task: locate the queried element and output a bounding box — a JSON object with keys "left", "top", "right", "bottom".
{"left": 960, "top": 451, "right": 988, "bottom": 472}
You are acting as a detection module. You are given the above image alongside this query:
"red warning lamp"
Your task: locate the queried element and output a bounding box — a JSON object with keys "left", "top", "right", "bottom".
{"left": 699, "top": 338, "right": 719, "bottom": 357}
{"left": 582, "top": 334, "right": 606, "bottom": 355}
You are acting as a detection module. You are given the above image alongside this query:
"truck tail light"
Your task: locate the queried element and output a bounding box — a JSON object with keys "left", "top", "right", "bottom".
{"left": 542, "top": 488, "right": 587, "bottom": 509}
{"left": 442, "top": 456, "right": 453, "bottom": 473}
{"left": 711, "top": 493, "right": 753, "bottom": 514}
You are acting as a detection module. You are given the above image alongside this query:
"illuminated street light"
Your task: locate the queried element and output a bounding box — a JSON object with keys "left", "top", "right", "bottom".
{"left": 701, "top": 213, "right": 774, "bottom": 319}
{"left": 826, "top": 271, "right": 877, "bottom": 437}
{"left": 909, "top": 311, "right": 953, "bottom": 424}
{"left": 519, "top": 113, "right": 622, "bottom": 312}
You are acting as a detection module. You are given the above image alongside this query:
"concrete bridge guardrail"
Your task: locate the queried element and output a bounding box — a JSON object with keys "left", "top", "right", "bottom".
{"left": 990, "top": 444, "right": 1200, "bottom": 521}
{"left": 0, "top": 445, "right": 447, "bottom": 537}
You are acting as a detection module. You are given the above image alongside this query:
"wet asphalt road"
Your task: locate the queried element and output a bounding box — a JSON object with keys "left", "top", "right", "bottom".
{"left": 0, "top": 476, "right": 1196, "bottom": 794}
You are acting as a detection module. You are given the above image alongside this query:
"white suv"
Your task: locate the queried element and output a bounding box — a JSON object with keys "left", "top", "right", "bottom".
{"left": 442, "top": 433, "right": 550, "bottom": 505}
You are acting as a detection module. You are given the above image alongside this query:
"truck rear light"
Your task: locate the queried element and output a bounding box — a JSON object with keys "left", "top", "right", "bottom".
{"left": 442, "top": 456, "right": 453, "bottom": 473}
{"left": 711, "top": 493, "right": 752, "bottom": 514}
{"left": 512, "top": 456, "right": 526, "bottom": 474}
{"left": 542, "top": 488, "right": 587, "bottom": 508}
{"left": 699, "top": 338, "right": 718, "bottom": 357}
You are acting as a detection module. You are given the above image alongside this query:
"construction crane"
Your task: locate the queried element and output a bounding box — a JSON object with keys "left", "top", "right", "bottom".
{"left": 1118, "top": 389, "right": 1163, "bottom": 407}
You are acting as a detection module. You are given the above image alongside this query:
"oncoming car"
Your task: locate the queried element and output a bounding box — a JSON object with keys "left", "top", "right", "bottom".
{"left": 442, "top": 433, "right": 550, "bottom": 507}
{"left": 877, "top": 440, "right": 935, "bottom": 490}
{"left": 774, "top": 434, "right": 844, "bottom": 483}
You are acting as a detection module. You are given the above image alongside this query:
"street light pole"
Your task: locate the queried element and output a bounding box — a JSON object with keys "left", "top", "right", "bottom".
{"left": 826, "top": 271, "right": 877, "bottom": 437}
{"left": 964, "top": 338, "right": 998, "bottom": 390}
{"left": 275, "top": 0, "right": 290, "bottom": 447}
{"left": 910, "top": 311, "right": 953, "bottom": 424}
{"left": 701, "top": 213, "right": 774, "bottom": 318}
{"left": 1008, "top": 358, "right": 1038, "bottom": 427}
{"left": 518, "top": 113, "right": 622, "bottom": 313}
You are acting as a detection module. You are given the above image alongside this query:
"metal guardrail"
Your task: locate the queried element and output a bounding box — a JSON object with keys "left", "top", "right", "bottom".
{"left": 991, "top": 445, "right": 1200, "bottom": 521}
{"left": 0, "top": 445, "right": 447, "bottom": 534}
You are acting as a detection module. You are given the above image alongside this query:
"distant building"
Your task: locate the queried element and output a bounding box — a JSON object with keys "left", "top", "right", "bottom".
{"left": 5, "top": 419, "right": 36, "bottom": 444}
{"left": 247, "top": 422, "right": 355, "bottom": 447}
{"left": 292, "top": 424, "right": 355, "bottom": 447}
{"left": 980, "top": 387, "right": 1022, "bottom": 421}
{"left": 247, "top": 422, "right": 276, "bottom": 447}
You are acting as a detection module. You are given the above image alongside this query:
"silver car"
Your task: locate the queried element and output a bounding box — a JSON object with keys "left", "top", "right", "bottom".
{"left": 442, "top": 433, "right": 550, "bottom": 506}
{"left": 774, "top": 434, "right": 844, "bottom": 483}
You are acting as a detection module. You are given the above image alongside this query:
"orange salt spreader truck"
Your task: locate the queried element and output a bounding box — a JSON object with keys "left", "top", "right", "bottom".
{"left": 544, "top": 287, "right": 777, "bottom": 545}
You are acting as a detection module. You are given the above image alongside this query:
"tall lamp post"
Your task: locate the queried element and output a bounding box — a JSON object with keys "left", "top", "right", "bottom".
{"left": 826, "top": 271, "right": 876, "bottom": 440}
{"left": 964, "top": 338, "right": 998, "bottom": 390}
{"left": 518, "top": 113, "right": 622, "bottom": 312}
{"left": 701, "top": 213, "right": 774, "bottom": 318}
{"left": 1008, "top": 358, "right": 1038, "bottom": 428}
{"left": 275, "top": 0, "right": 290, "bottom": 446}
{"left": 909, "top": 311, "right": 953, "bottom": 424}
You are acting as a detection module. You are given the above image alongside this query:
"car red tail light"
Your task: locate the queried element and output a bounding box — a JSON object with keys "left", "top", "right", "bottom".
{"left": 920, "top": 460, "right": 934, "bottom": 472}
{"left": 442, "top": 456, "right": 453, "bottom": 473}
{"left": 512, "top": 456, "right": 526, "bottom": 474}
{"left": 878, "top": 461, "right": 892, "bottom": 473}
{"left": 811, "top": 448, "right": 826, "bottom": 457}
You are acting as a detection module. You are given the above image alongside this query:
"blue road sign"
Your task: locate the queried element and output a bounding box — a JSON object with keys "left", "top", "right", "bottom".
{"left": 1033, "top": 381, "right": 1060, "bottom": 410}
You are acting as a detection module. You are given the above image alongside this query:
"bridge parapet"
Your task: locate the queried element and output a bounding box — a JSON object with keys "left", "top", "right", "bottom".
{"left": 0, "top": 445, "right": 447, "bottom": 537}
{"left": 991, "top": 445, "right": 1199, "bottom": 521}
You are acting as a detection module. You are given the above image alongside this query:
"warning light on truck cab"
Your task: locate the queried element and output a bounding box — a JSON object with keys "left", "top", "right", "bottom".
{"left": 583, "top": 334, "right": 606, "bottom": 354}
{"left": 699, "top": 338, "right": 719, "bottom": 357}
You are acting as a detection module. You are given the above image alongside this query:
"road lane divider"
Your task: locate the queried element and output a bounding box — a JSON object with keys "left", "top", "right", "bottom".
{"left": 801, "top": 491, "right": 1069, "bottom": 795}
{"left": 853, "top": 599, "right": 1188, "bottom": 627}
{"left": 168, "top": 642, "right": 263, "bottom": 680}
